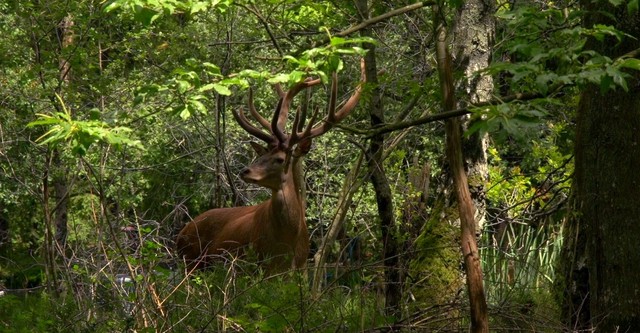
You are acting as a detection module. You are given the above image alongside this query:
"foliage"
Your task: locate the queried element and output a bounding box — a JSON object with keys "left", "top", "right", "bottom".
{"left": 104, "top": 0, "right": 232, "bottom": 25}
{"left": 470, "top": 4, "right": 640, "bottom": 140}
{"left": 0, "top": 0, "right": 638, "bottom": 331}
{"left": 27, "top": 95, "right": 143, "bottom": 156}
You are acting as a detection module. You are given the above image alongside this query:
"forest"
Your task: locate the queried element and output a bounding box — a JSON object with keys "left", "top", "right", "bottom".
{"left": 1, "top": 0, "right": 639, "bottom": 332}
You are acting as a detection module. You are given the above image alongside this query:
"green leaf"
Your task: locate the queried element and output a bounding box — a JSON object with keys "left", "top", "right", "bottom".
{"left": 288, "top": 71, "right": 305, "bottom": 84}
{"left": 324, "top": 54, "right": 342, "bottom": 73}
{"left": 221, "top": 77, "right": 248, "bottom": 88}
{"left": 102, "top": 0, "right": 122, "bottom": 13}
{"left": 189, "top": 99, "right": 207, "bottom": 114}
{"left": 465, "top": 119, "right": 489, "bottom": 137}
{"left": 535, "top": 73, "right": 558, "bottom": 95}
{"left": 133, "top": 6, "right": 160, "bottom": 26}
{"left": 619, "top": 58, "right": 640, "bottom": 71}
{"left": 176, "top": 105, "right": 190, "bottom": 120}
{"left": 212, "top": 83, "right": 231, "bottom": 96}
{"left": 330, "top": 36, "right": 376, "bottom": 46}
{"left": 612, "top": 73, "right": 628, "bottom": 91}
{"left": 198, "top": 83, "right": 215, "bottom": 92}
{"left": 267, "top": 73, "right": 289, "bottom": 84}
{"left": 27, "top": 115, "right": 59, "bottom": 128}
{"left": 190, "top": 1, "right": 209, "bottom": 14}
{"left": 599, "top": 74, "right": 614, "bottom": 93}
{"left": 176, "top": 79, "right": 191, "bottom": 93}
{"left": 330, "top": 36, "right": 347, "bottom": 46}
{"left": 202, "top": 62, "right": 222, "bottom": 75}
{"left": 283, "top": 55, "right": 300, "bottom": 65}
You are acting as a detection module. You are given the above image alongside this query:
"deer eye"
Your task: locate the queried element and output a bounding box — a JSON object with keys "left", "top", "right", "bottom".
{"left": 274, "top": 157, "right": 285, "bottom": 164}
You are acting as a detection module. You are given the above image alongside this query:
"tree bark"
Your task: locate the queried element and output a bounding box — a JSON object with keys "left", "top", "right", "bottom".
{"left": 451, "top": 0, "right": 494, "bottom": 233}
{"left": 434, "top": 7, "right": 489, "bottom": 333}
{"left": 561, "top": 1, "right": 640, "bottom": 330}
{"left": 355, "top": 0, "right": 402, "bottom": 317}
{"left": 53, "top": 14, "right": 74, "bottom": 248}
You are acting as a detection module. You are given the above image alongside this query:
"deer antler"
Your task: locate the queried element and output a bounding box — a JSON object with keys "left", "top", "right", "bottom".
{"left": 301, "top": 60, "right": 366, "bottom": 140}
{"left": 247, "top": 88, "right": 272, "bottom": 132}
{"left": 234, "top": 60, "right": 366, "bottom": 151}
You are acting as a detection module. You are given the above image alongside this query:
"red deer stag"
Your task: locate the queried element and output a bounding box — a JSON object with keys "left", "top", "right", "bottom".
{"left": 176, "top": 63, "right": 365, "bottom": 272}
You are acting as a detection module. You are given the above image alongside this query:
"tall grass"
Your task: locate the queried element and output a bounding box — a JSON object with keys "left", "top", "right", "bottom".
{"left": 480, "top": 217, "right": 565, "bottom": 331}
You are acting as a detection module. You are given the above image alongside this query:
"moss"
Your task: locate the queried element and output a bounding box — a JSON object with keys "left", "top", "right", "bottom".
{"left": 407, "top": 199, "right": 462, "bottom": 306}
{"left": 466, "top": 172, "right": 486, "bottom": 189}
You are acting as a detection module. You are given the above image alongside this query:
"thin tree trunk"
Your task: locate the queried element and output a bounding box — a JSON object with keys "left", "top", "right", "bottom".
{"left": 451, "top": 0, "right": 494, "bottom": 233}
{"left": 312, "top": 152, "right": 365, "bottom": 293}
{"left": 434, "top": 8, "right": 489, "bottom": 332}
{"left": 53, "top": 14, "right": 74, "bottom": 248}
{"left": 355, "top": 0, "right": 401, "bottom": 317}
{"left": 42, "top": 152, "right": 59, "bottom": 296}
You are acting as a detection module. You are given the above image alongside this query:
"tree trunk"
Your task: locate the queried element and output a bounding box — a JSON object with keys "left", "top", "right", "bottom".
{"left": 561, "top": 2, "right": 640, "bottom": 330}
{"left": 53, "top": 14, "right": 74, "bottom": 248}
{"left": 312, "top": 152, "right": 365, "bottom": 293}
{"left": 451, "top": 0, "right": 494, "bottom": 234}
{"left": 355, "top": 0, "right": 401, "bottom": 317}
{"left": 434, "top": 8, "right": 489, "bottom": 332}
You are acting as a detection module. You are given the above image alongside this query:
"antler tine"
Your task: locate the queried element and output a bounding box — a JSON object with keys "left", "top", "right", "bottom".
{"left": 289, "top": 103, "right": 314, "bottom": 147}
{"left": 274, "top": 83, "right": 285, "bottom": 98}
{"left": 295, "top": 105, "right": 320, "bottom": 143}
{"left": 305, "top": 59, "right": 366, "bottom": 139}
{"left": 272, "top": 77, "right": 322, "bottom": 149}
{"left": 232, "top": 107, "right": 273, "bottom": 144}
{"left": 290, "top": 105, "right": 303, "bottom": 141}
{"left": 270, "top": 97, "right": 288, "bottom": 147}
{"left": 248, "top": 87, "right": 271, "bottom": 132}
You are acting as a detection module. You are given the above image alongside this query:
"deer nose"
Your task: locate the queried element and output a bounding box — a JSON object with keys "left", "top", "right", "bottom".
{"left": 240, "top": 168, "right": 251, "bottom": 177}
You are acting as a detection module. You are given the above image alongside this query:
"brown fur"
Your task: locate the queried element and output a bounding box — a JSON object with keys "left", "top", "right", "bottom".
{"left": 176, "top": 147, "right": 309, "bottom": 272}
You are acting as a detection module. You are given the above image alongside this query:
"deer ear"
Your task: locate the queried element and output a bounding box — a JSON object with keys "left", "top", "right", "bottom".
{"left": 249, "top": 141, "right": 269, "bottom": 155}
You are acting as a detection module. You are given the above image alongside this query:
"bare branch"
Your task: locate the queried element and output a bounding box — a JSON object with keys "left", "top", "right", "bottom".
{"left": 336, "top": 2, "right": 434, "bottom": 38}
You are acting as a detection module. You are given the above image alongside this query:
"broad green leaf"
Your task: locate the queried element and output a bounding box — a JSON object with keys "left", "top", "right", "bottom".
{"left": 465, "top": 119, "right": 489, "bottom": 137}
{"left": 176, "top": 79, "right": 191, "bottom": 93}
{"left": 535, "top": 73, "right": 558, "bottom": 94}
{"left": 221, "top": 77, "right": 248, "bottom": 88}
{"left": 134, "top": 6, "right": 160, "bottom": 26}
{"left": 199, "top": 83, "right": 215, "bottom": 92}
{"left": 330, "top": 36, "right": 347, "bottom": 46}
{"left": 610, "top": 70, "right": 629, "bottom": 91}
{"left": 288, "top": 71, "right": 304, "bottom": 84}
{"left": 283, "top": 55, "right": 300, "bottom": 65}
{"left": 190, "top": 1, "right": 209, "bottom": 14}
{"left": 177, "top": 105, "right": 190, "bottom": 120}
{"left": 189, "top": 99, "right": 207, "bottom": 114}
{"left": 599, "top": 74, "right": 614, "bottom": 93}
{"left": 212, "top": 83, "right": 231, "bottom": 96}
{"left": 102, "top": 0, "right": 122, "bottom": 13}
{"left": 619, "top": 58, "right": 640, "bottom": 70}
{"left": 267, "top": 73, "right": 289, "bottom": 84}
{"left": 202, "top": 62, "right": 222, "bottom": 75}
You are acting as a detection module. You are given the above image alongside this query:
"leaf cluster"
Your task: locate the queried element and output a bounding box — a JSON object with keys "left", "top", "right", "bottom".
{"left": 27, "top": 95, "right": 143, "bottom": 156}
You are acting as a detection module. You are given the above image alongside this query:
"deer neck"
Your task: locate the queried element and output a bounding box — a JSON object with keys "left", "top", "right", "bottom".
{"left": 268, "top": 161, "right": 304, "bottom": 229}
